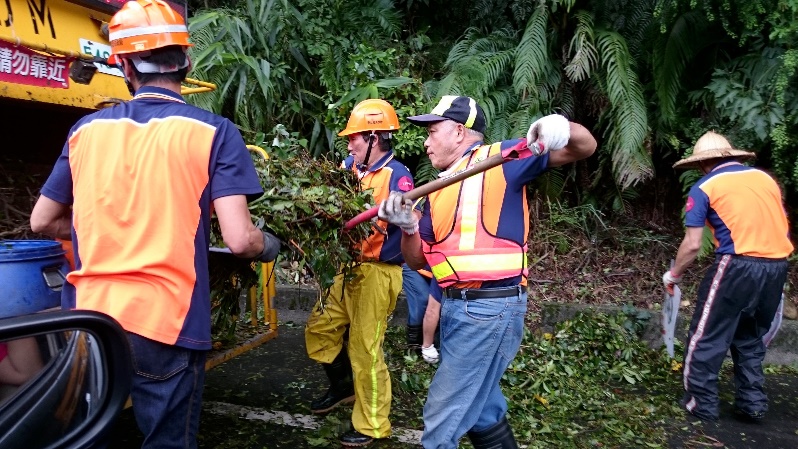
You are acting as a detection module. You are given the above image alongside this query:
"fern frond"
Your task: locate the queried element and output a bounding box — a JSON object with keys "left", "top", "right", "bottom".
{"left": 488, "top": 115, "right": 513, "bottom": 142}
{"left": 355, "top": 0, "right": 402, "bottom": 39}
{"left": 481, "top": 88, "right": 516, "bottom": 126}
{"left": 513, "top": 5, "right": 550, "bottom": 97}
{"left": 535, "top": 168, "right": 567, "bottom": 199}
{"left": 414, "top": 156, "right": 439, "bottom": 185}
{"left": 653, "top": 10, "right": 711, "bottom": 125}
{"left": 438, "top": 28, "right": 520, "bottom": 98}
{"left": 557, "top": 81, "right": 576, "bottom": 118}
{"left": 564, "top": 10, "right": 597, "bottom": 82}
{"left": 622, "top": 0, "right": 656, "bottom": 59}
{"left": 596, "top": 30, "right": 652, "bottom": 188}
{"left": 445, "top": 28, "right": 480, "bottom": 67}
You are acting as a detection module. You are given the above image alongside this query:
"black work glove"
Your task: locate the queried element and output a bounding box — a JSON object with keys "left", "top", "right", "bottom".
{"left": 257, "top": 230, "right": 281, "bottom": 263}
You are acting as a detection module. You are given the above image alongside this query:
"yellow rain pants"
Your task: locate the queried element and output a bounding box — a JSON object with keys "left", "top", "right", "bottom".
{"left": 305, "top": 262, "right": 403, "bottom": 438}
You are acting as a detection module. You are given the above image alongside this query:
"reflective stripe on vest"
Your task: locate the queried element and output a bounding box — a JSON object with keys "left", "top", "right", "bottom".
{"left": 422, "top": 143, "right": 528, "bottom": 287}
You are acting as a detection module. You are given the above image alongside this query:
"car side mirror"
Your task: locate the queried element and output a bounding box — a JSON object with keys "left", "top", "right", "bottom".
{"left": 0, "top": 310, "right": 131, "bottom": 449}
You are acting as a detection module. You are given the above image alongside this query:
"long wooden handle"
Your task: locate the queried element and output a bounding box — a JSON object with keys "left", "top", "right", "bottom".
{"left": 343, "top": 145, "right": 532, "bottom": 231}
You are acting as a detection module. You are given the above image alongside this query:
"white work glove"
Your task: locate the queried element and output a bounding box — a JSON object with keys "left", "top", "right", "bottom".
{"left": 421, "top": 344, "right": 439, "bottom": 364}
{"left": 526, "top": 114, "right": 571, "bottom": 155}
{"left": 662, "top": 270, "right": 682, "bottom": 294}
{"left": 378, "top": 192, "right": 419, "bottom": 235}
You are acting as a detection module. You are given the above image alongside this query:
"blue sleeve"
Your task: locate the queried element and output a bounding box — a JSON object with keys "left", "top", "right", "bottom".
{"left": 343, "top": 155, "right": 354, "bottom": 170}
{"left": 419, "top": 200, "right": 434, "bottom": 243}
{"left": 40, "top": 140, "right": 74, "bottom": 205}
{"left": 500, "top": 138, "right": 549, "bottom": 185}
{"left": 388, "top": 163, "right": 414, "bottom": 193}
{"left": 684, "top": 185, "right": 709, "bottom": 227}
{"left": 209, "top": 120, "right": 264, "bottom": 202}
{"left": 429, "top": 276, "right": 441, "bottom": 303}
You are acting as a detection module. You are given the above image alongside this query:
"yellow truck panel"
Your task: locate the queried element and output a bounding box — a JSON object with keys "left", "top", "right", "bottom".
{"left": 0, "top": 0, "right": 132, "bottom": 109}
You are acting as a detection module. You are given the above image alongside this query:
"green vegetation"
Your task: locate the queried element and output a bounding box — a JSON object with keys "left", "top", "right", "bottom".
{"left": 189, "top": 0, "right": 798, "bottom": 375}
{"left": 385, "top": 311, "right": 684, "bottom": 448}
{"left": 186, "top": 0, "right": 798, "bottom": 220}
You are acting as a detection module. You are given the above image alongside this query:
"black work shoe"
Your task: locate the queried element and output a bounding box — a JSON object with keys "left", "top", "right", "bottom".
{"left": 734, "top": 407, "right": 765, "bottom": 423}
{"left": 310, "top": 385, "right": 355, "bottom": 414}
{"left": 340, "top": 430, "right": 374, "bottom": 447}
{"left": 685, "top": 409, "right": 718, "bottom": 424}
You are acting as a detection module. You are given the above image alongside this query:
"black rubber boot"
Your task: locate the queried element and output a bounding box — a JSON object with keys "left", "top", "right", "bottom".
{"left": 467, "top": 416, "right": 519, "bottom": 449}
{"left": 310, "top": 350, "right": 355, "bottom": 414}
{"left": 340, "top": 429, "right": 374, "bottom": 447}
{"left": 406, "top": 325, "right": 423, "bottom": 350}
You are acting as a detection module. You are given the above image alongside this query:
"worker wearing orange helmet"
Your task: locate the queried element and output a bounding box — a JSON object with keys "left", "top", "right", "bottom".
{"left": 30, "top": 1, "right": 278, "bottom": 447}
{"left": 305, "top": 99, "right": 415, "bottom": 446}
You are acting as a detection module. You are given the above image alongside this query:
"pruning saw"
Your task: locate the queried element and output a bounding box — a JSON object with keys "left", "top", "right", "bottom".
{"left": 662, "top": 259, "right": 680, "bottom": 359}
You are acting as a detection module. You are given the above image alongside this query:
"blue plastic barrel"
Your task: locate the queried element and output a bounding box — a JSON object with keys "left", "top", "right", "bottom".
{"left": 0, "top": 240, "right": 70, "bottom": 318}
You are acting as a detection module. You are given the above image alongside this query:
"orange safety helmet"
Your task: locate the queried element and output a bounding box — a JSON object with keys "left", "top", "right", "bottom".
{"left": 107, "top": 0, "right": 192, "bottom": 64}
{"left": 338, "top": 99, "right": 400, "bottom": 136}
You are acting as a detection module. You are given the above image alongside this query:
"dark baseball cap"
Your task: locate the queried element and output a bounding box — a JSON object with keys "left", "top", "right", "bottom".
{"left": 407, "top": 95, "right": 487, "bottom": 134}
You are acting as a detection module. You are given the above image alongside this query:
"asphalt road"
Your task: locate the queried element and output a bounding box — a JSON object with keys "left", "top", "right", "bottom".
{"left": 106, "top": 323, "right": 798, "bottom": 449}
{"left": 107, "top": 324, "right": 422, "bottom": 449}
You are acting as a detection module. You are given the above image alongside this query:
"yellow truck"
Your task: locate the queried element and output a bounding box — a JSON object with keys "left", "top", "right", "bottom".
{"left": 0, "top": 0, "right": 215, "bottom": 108}
{"left": 0, "top": 0, "right": 277, "bottom": 369}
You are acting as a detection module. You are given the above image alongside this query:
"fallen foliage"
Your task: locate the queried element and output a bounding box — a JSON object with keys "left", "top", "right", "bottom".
{"left": 209, "top": 152, "right": 373, "bottom": 342}
{"left": 388, "top": 311, "right": 685, "bottom": 448}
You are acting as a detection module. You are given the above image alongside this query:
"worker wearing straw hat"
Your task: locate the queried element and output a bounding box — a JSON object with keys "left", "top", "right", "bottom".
{"left": 663, "top": 131, "right": 793, "bottom": 423}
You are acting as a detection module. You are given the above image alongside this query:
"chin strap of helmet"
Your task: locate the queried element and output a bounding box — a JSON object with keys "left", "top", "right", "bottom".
{"left": 356, "top": 132, "right": 377, "bottom": 171}
{"left": 117, "top": 60, "right": 136, "bottom": 96}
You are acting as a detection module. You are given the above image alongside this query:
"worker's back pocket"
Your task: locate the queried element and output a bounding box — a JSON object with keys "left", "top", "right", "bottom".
{"left": 127, "top": 332, "right": 189, "bottom": 380}
{"left": 464, "top": 298, "right": 507, "bottom": 321}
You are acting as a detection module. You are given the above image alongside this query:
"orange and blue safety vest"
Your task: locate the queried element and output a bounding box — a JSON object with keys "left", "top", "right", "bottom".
{"left": 419, "top": 139, "right": 549, "bottom": 288}
{"left": 40, "top": 86, "right": 263, "bottom": 350}
{"left": 343, "top": 152, "right": 414, "bottom": 264}
{"left": 685, "top": 164, "right": 793, "bottom": 258}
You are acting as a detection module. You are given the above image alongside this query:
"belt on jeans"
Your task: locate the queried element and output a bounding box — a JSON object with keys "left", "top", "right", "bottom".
{"left": 443, "top": 285, "right": 523, "bottom": 300}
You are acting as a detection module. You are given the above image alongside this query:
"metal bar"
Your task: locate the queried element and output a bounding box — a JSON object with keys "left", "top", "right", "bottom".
{"left": 343, "top": 152, "right": 513, "bottom": 231}
{"left": 249, "top": 286, "right": 258, "bottom": 327}
{"left": 0, "top": 36, "right": 96, "bottom": 60}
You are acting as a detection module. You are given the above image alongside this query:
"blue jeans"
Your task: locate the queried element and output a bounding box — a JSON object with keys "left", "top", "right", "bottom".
{"left": 421, "top": 291, "right": 527, "bottom": 449}
{"left": 402, "top": 264, "right": 431, "bottom": 326}
{"left": 127, "top": 333, "right": 206, "bottom": 449}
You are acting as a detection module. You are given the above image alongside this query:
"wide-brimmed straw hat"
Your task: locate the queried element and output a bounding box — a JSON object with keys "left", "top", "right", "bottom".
{"left": 673, "top": 131, "right": 756, "bottom": 170}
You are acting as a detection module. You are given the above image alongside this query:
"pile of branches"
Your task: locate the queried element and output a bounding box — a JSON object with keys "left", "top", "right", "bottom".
{"left": 249, "top": 151, "right": 372, "bottom": 290}
{"left": 209, "top": 151, "right": 373, "bottom": 342}
{"left": 0, "top": 163, "right": 44, "bottom": 239}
